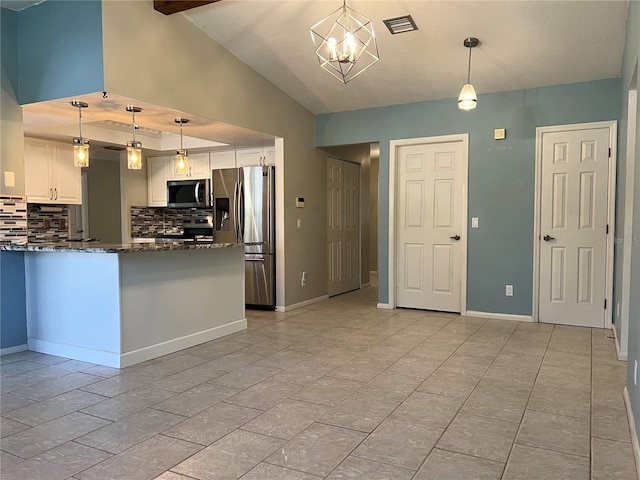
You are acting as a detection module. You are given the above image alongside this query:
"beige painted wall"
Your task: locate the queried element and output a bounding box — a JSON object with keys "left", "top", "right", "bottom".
{"left": 119, "top": 153, "right": 148, "bottom": 243}
{"left": 84, "top": 158, "right": 122, "bottom": 243}
{"left": 101, "top": 1, "right": 326, "bottom": 307}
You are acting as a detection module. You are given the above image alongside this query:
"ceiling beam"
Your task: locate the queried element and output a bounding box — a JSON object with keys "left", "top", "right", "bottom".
{"left": 154, "top": 1, "right": 221, "bottom": 15}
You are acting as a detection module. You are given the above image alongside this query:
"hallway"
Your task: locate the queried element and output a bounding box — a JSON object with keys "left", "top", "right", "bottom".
{"left": 0, "top": 287, "right": 636, "bottom": 479}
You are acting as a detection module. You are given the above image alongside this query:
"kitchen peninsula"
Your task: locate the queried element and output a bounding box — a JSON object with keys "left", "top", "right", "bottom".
{"left": 0, "top": 241, "right": 245, "bottom": 368}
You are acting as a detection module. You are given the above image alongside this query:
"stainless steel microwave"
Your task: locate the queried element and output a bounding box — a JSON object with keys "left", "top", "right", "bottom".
{"left": 167, "top": 179, "right": 211, "bottom": 208}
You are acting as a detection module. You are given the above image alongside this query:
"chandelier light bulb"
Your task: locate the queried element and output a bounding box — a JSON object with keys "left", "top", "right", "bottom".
{"left": 310, "top": 0, "right": 379, "bottom": 83}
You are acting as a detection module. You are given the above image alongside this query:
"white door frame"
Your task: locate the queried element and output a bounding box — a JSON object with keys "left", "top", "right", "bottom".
{"left": 532, "top": 121, "right": 617, "bottom": 327}
{"left": 619, "top": 67, "right": 637, "bottom": 360}
{"left": 388, "top": 134, "right": 469, "bottom": 313}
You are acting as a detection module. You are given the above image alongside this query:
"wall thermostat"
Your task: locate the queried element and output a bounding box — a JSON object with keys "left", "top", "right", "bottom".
{"left": 494, "top": 128, "right": 507, "bottom": 140}
{"left": 296, "top": 197, "right": 305, "bottom": 208}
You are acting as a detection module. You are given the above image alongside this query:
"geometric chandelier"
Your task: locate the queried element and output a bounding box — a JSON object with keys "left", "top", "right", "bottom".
{"left": 310, "top": 0, "right": 380, "bottom": 84}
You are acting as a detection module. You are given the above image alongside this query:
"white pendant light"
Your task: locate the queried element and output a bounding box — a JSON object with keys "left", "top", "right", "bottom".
{"left": 126, "top": 106, "right": 142, "bottom": 170}
{"left": 71, "top": 100, "right": 90, "bottom": 167}
{"left": 174, "top": 118, "right": 189, "bottom": 175}
{"left": 310, "top": 0, "right": 379, "bottom": 84}
{"left": 458, "top": 37, "right": 479, "bottom": 111}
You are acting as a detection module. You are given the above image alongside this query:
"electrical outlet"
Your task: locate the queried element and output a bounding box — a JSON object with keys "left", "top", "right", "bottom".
{"left": 297, "top": 218, "right": 302, "bottom": 229}
{"left": 617, "top": 302, "right": 620, "bottom": 318}
{"left": 635, "top": 360, "right": 638, "bottom": 386}
{"left": 301, "top": 271, "right": 307, "bottom": 286}
{"left": 505, "top": 285, "right": 513, "bottom": 297}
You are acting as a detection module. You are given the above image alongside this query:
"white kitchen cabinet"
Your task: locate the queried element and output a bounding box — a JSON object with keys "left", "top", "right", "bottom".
{"left": 171, "top": 152, "right": 210, "bottom": 179}
{"left": 24, "top": 138, "right": 81, "bottom": 204}
{"left": 210, "top": 150, "right": 237, "bottom": 170}
{"left": 147, "top": 156, "right": 170, "bottom": 207}
{"left": 263, "top": 146, "right": 275, "bottom": 166}
{"left": 236, "top": 146, "right": 275, "bottom": 167}
{"left": 235, "top": 148, "right": 262, "bottom": 167}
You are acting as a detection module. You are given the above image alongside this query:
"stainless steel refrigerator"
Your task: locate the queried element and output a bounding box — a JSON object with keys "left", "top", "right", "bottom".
{"left": 212, "top": 166, "right": 275, "bottom": 309}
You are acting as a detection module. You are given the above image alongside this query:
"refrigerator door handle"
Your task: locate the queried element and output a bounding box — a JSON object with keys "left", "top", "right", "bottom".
{"left": 238, "top": 182, "right": 244, "bottom": 241}
{"left": 233, "top": 181, "right": 239, "bottom": 243}
{"left": 267, "top": 167, "right": 273, "bottom": 253}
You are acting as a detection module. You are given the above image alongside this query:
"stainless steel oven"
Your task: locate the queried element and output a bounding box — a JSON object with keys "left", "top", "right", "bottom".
{"left": 167, "top": 179, "right": 211, "bottom": 208}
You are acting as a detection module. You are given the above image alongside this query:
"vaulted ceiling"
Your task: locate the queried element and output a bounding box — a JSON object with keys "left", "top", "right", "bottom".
{"left": 7, "top": 0, "right": 629, "bottom": 148}
{"left": 184, "top": 0, "right": 628, "bottom": 114}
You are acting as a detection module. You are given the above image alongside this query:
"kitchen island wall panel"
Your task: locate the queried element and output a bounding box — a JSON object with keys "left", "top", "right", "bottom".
{"left": 25, "top": 252, "right": 121, "bottom": 365}
{"left": 119, "top": 248, "right": 244, "bottom": 363}
{"left": 13, "top": 242, "right": 245, "bottom": 368}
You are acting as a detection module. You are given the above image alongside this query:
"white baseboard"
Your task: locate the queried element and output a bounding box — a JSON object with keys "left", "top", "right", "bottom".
{"left": 29, "top": 338, "right": 121, "bottom": 368}
{"left": 120, "top": 319, "right": 247, "bottom": 368}
{"left": 465, "top": 310, "right": 534, "bottom": 323}
{"left": 377, "top": 303, "right": 393, "bottom": 310}
{"left": 361, "top": 282, "right": 371, "bottom": 289}
{"left": 29, "top": 319, "right": 247, "bottom": 369}
{"left": 613, "top": 325, "right": 628, "bottom": 361}
{"left": 276, "top": 295, "right": 329, "bottom": 312}
{"left": 0, "top": 344, "right": 28, "bottom": 356}
{"left": 623, "top": 387, "right": 640, "bottom": 479}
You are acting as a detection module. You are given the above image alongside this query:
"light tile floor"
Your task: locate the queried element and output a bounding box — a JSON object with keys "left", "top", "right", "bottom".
{"left": 1, "top": 287, "right": 637, "bottom": 479}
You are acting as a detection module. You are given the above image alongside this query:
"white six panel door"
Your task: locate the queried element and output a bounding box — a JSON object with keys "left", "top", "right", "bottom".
{"left": 327, "top": 158, "right": 361, "bottom": 297}
{"left": 396, "top": 141, "right": 464, "bottom": 312}
{"left": 327, "top": 159, "right": 344, "bottom": 297}
{"left": 539, "top": 127, "right": 610, "bottom": 327}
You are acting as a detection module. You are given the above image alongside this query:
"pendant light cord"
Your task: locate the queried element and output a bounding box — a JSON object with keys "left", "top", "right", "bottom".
{"left": 467, "top": 39, "right": 472, "bottom": 84}
{"left": 179, "top": 121, "right": 183, "bottom": 150}
{"left": 78, "top": 105, "right": 83, "bottom": 138}
{"left": 132, "top": 112, "right": 136, "bottom": 143}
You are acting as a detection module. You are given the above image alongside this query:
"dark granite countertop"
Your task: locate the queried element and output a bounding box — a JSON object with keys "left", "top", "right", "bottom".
{"left": 0, "top": 240, "right": 242, "bottom": 253}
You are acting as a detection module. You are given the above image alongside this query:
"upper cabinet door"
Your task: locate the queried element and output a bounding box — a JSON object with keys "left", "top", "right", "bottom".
{"left": 24, "top": 138, "right": 82, "bottom": 204}
{"left": 263, "top": 146, "right": 275, "bottom": 166}
{"left": 148, "top": 156, "right": 169, "bottom": 206}
{"left": 236, "top": 148, "right": 263, "bottom": 167}
{"left": 169, "top": 152, "right": 209, "bottom": 179}
{"left": 210, "top": 150, "right": 237, "bottom": 170}
{"left": 188, "top": 153, "right": 210, "bottom": 179}
{"left": 52, "top": 144, "right": 81, "bottom": 204}
{"left": 25, "top": 140, "right": 53, "bottom": 203}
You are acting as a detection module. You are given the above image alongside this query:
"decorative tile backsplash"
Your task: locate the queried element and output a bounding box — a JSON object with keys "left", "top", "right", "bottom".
{"left": 0, "top": 195, "right": 28, "bottom": 245}
{"left": 27, "top": 204, "right": 69, "bottom": 243}
{"left": 131, "top": 206, "right": 212, "bottom": 238}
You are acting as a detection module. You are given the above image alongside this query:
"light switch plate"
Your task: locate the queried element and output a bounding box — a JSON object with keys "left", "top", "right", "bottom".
{"left": 494, "top": 128, "right": 506, "bottom": 140}
{"left": 4, "top": 171, "right": 15, "bottom": 188}
{"left": 472, "top": 217, "right": 479, "bottom": 228}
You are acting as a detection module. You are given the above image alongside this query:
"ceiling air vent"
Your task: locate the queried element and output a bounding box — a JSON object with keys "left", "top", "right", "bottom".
{"left": 383, "top": 15, "right": 418, "bottom": 35}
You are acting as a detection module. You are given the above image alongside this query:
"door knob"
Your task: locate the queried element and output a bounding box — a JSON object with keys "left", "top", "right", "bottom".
{"left": 543, "top": 235, "right": 555, "bottom": 241}
{"left": 450, "top": 235, "right": 461, "bottom": 241}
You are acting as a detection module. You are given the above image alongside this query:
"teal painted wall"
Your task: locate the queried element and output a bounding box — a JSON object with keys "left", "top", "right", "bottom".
{"left": 0, "top": 8, "right": 27, "bottom": 350}
{"left": 316, "top": 79, "right": 621, "bottom": 315}
{"left": 2, "top": 8, "right": 19, "bottom": 93}
{"left": 620, "top": 0, "right": 640, "bottom": 440}
{"left": 0, "top": 252, "right": 27, "bottom": 349}
{"left": 17, "top": 0, "right": 104, "bottom": 104}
